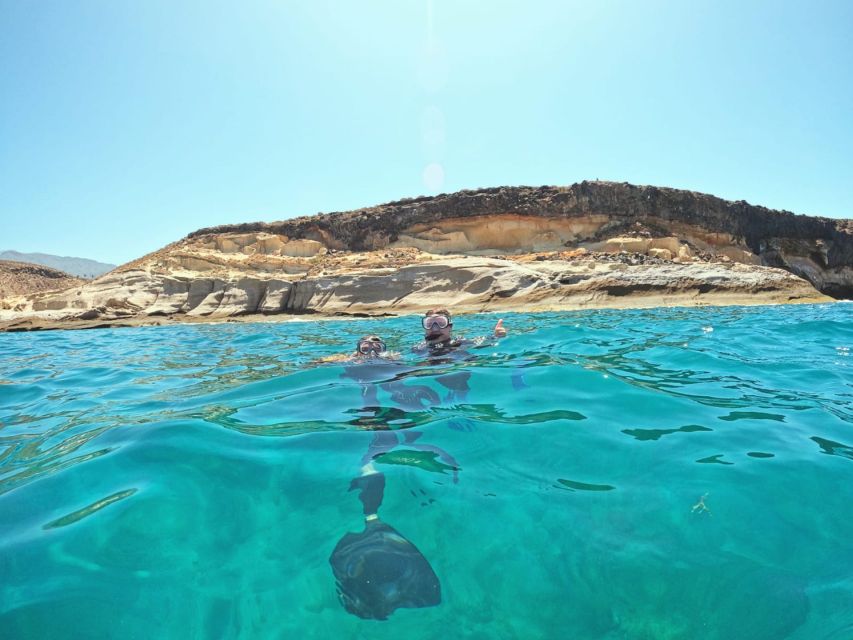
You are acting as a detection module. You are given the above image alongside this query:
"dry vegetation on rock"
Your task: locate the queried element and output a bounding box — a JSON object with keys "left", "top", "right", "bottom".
{"left": 0, "top": 260, "right": 84, "bottom": 302}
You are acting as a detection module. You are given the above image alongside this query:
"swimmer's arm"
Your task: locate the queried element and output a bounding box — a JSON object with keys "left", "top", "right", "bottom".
{"left": 468, "top": 319, "right": 508, "bottom": 348}
{"left": 493, "top": 318, "right": 507, "bottom": 338}
{"left": 318, "top": 352, "right": 400, "bottom": 364}
{"left": 316, "top": 353, "right": 354, "bottom": 364}
{"left": 466, "top": 335, "right": 501, "bottom": 349}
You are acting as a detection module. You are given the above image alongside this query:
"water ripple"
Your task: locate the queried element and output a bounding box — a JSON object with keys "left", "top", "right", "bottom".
{"left": 0, "top": 304, "right": 851, "bottom": 637}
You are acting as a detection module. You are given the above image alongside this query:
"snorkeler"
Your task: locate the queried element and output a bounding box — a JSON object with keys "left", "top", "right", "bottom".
{"left": 319, "top": 335, "right": 400, "bottom": 363}
{"left": 413, "top": 307, "right": 507, "bottom": 357}
{"left": 327, "top": 335, "right": 453, "bottom": 620}
{"left": 321, "top": 334, "right": 419, "bottom": 408}
{"left": 410, "top": 307, "right": 509, "bottom": 402}
{"left": 328, "top": 312, "right": 520, "bottom": 618}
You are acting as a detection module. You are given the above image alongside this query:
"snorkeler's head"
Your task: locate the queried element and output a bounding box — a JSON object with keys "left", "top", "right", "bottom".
{"left": 355, "top": 335, "right": 387, "bottom": 358}
{"left": 422, "top": 308, "right": 452, "bottom": 341}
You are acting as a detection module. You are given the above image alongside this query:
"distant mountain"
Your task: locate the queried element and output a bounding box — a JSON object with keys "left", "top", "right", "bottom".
{"left": 0, "top": 251, "right": 116, "bottom": 279}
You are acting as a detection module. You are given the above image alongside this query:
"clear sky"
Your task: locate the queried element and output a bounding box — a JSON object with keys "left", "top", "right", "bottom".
{"left": 1, "top": 1, "right": 851, "bottom": 265}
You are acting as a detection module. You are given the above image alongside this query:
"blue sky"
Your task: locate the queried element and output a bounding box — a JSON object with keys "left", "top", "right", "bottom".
{"left": 1, "top": 0, "right": 851, "bottom": 265}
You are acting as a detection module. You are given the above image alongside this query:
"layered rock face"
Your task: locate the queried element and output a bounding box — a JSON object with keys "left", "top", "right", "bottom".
{"left": 189, "top": 181, "right": 853, "bottom": 299}
{"left": 1, "top": 182, "right": 848, "bottom": 331}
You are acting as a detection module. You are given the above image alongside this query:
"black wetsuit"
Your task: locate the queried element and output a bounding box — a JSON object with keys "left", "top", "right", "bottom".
{"left": 411, "top": 335, "right": 499, "bottom": 359}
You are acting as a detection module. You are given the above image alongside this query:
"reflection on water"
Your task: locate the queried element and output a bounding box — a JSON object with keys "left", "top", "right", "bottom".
{"left": 0, "top": 304, "right": 851, "bottom": 638}
{"left": 44, "top": 488, "right": 138, "bottom": 530}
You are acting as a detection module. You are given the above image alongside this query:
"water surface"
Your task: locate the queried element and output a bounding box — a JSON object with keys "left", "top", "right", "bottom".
{"left": 1, "top": 304, "right": 852, "bottom": 638}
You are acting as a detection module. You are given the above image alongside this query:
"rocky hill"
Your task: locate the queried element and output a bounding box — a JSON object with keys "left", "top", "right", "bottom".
{"left": 0, "top": 260, "right": 84, "bottom": 299}
{"left": 1, "top": 181, "right": 849, "bottom": 331}
{"left": 190, "top": 181, "right": 853, "bottom": 299}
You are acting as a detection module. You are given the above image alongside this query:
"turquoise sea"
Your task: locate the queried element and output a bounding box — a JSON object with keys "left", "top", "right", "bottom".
{"left": 1, "top": 304, "right": 852, "bottom": 639}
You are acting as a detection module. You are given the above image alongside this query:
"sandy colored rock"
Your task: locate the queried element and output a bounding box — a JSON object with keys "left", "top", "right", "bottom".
{"left": 1, "top": 181, "right": 849, "bottom": 332}
{"left": 281, "top": 239, "right": 324, "bottom": 257}
{"left": 0, "top": 248, "right": 831, "bottom": 332}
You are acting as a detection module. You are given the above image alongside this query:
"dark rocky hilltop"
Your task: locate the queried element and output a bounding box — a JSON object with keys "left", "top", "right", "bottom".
{"left": 190, "top": 181, "right": 852, "bottom": 298}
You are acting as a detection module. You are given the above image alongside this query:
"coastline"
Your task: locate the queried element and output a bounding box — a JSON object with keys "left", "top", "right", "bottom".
{"left": 0, "top": 293, "right": 833, "bottom": 333}
{"left": 0, "top": 247, "right": 835, "bottom": 333}
{"left": 3, "top": 180, "right": 850, "bottom": 332}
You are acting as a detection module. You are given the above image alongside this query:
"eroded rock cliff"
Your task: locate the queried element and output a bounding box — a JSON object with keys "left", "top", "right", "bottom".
{"left": 1, "top": 181, "right": 848, "bottom": 331}
{"left": 190, "top": 182, "right": 853, "bottom": 298}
